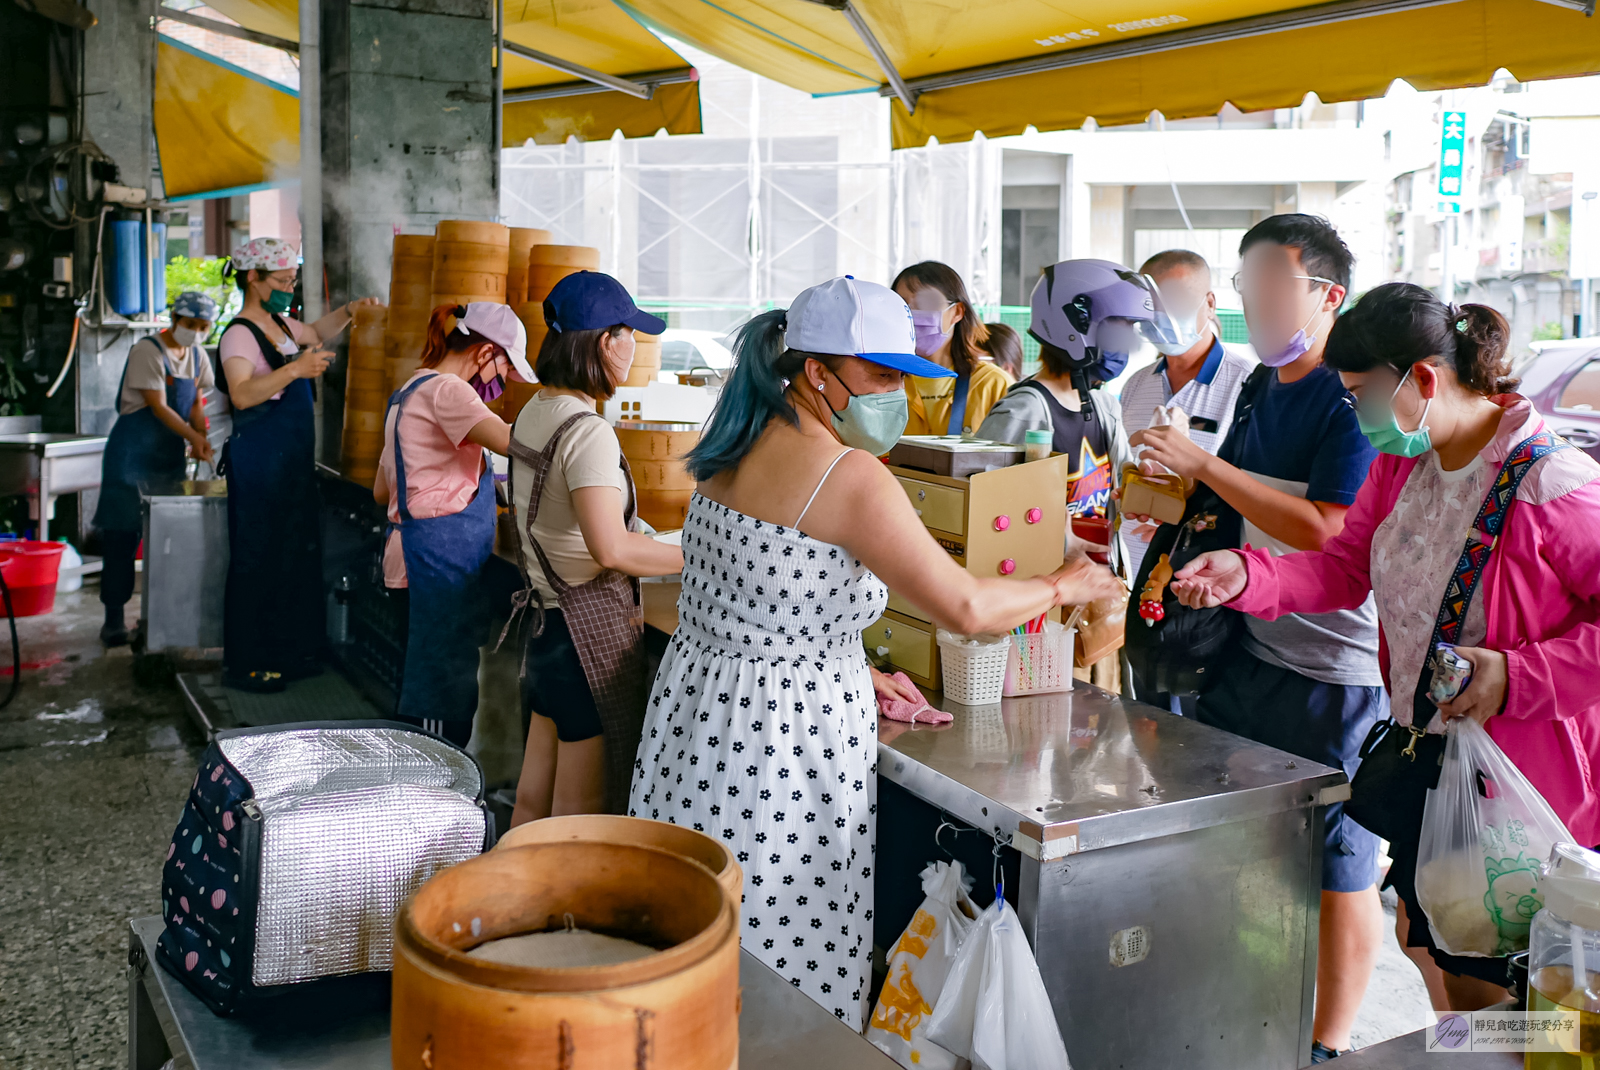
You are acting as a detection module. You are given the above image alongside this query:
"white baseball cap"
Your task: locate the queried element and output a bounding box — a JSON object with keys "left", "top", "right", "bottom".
{"left": 455, "top": 302, "right": 533, "bottom": 383}
{"left": 786, "top": 276, "right": 955, "bottom": 378}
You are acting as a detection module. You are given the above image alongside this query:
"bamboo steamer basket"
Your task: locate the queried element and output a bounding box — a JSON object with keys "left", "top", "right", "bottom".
{"left": 435, "top": 243, "right": 512, "bottom": 275}
{"left": 497, "top": 816, "right": 742, "bottom": 911}
{"left": 348, "top": 390, "right": 391, "bottom": 413}
{"left": 631, "top": 459, "right": 696, "bottom": 492}
{"left": 498, "top": 380, "right": 541, "bottom": 423}
{"left": 528, "top": 263, "right": 586, "bottom": 299}
{"left": 635, "top": 490, "right": 694, "bottom": 532}
{"left": 392, "top": 842, "right": 739, "bottom": 1070}
{"left": 430, "top": 271, "right": 507, "bottom": 298}
{"left": 345, "top": 409, "right": 386, "bottom": 435}
{"left": 388, "top": 281, "right": 431, "bottom": 308}
{"left": 348, "top": 366, "right": 389, "bottom": 392}
{"left": 343, "top": 428, "right": 385, "bottom": 455}
{"left": 352, "top": 303, "right": 387, "bottom": 329}
{"left": 615, "top": 422, "right": 699, "bottom": 461}
{"left": 436, "top": 220, "right": 510, "bottom": 248}
{"left": 514, "top": 300, "right": 548, "bottom": 357}
{"left": 390, "top": 355, "right": 425, "bottom": 392}
{"left": 393, "top": 234, "right": 435, "bottom": 259}
{"left": 506, "top": 228, "right": 550, "bottom": 305}
{"left": 348, "top": 348, "right": 387, "bottom": 374}
{"left": 431, "top": 293, "right": 500, "bottom": 312}
{"left": 528, "top": 244, "right": 600, "bottom": 270}
{"left": 391, "top": 257, "right": 434, "bottom": 285}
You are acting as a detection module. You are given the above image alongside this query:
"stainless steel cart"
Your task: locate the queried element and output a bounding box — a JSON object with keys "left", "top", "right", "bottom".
{"left": 139, "top": 479, "right": 227, "bottom": 652}
{"left": 876, "top": 685, "right": 1351, "bottom": 1070}
{"left": 0, "top": 428, "right": 107, "bottom": 540}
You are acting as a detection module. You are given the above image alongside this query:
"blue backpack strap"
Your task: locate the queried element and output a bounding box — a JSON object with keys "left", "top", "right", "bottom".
{"left": 1428, "top": 430, "right": 1570, "bottom": 652}
{"left": 948, "top": 369, "right": 972, "bottom": 435}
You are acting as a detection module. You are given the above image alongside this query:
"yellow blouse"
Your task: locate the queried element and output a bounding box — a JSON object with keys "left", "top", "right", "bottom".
{"left": 904, "top": 360, "right": 1014, "bottom": 436}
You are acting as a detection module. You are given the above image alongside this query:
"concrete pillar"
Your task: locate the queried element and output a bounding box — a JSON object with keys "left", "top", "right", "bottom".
{"left": 1089, "top": 185, "right": 1125, "bottom": 265}
{"left": 319, "top": 0, "right": 497, "bottom": 461}
{"left": 74, "top": 0, "right": 162, "bottom": 542}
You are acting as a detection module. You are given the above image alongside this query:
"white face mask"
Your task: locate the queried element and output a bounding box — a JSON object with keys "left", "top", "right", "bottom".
{"left": 172, "top": 326, "right": 202, "bottom": 348}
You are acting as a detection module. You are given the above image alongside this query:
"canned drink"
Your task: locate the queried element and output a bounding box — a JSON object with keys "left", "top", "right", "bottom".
{"left": 1429, "top": 643, "right": 1474, "bottom": 704}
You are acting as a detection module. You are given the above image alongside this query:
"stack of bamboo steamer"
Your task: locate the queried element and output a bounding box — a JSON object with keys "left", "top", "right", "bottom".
{"left": 341, "top": 303, "right": 390, "bottom": 487}
{"left": 503, "top": 243, "right": 601, "bottom": 424}
{"left": 385, "top": 234, "right": 434, "bottom": 391}
{"left": 392, "top": 840, "right": 739, "bottom": 1070}
{"left": 616, "top": 420, "right": 698, "bottom": 532}
{"left": 505, "top": 227, "right": 549, "bottom": 308}
{"left": 432, "top": 220, "right": 510, "bottom": 312}
{"left": 625, "top": 329, "right": 663, "bottom": 387}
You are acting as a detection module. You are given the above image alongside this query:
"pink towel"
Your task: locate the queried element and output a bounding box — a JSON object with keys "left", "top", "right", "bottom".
{"left": 877, "top": 672, "right": 953, "bottom": 724}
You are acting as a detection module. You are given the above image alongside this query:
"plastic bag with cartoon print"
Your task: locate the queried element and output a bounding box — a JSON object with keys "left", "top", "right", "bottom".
{"left": 1416, "top": 716, "right": 1574, "bottom": 958}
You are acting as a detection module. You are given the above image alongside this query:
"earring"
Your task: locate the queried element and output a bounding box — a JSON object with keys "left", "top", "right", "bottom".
{"left": 817, "top": 382, "right": 825, "bottom": 392}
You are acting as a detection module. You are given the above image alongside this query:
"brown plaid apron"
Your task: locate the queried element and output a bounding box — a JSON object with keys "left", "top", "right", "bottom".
{"left": 501, "top": 410, "right": 647, "bottom": 814}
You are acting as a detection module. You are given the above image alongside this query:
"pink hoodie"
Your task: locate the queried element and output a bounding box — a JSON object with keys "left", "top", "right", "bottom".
{"left": 1229, "top": 398, "right": 1600, "bottom": 846}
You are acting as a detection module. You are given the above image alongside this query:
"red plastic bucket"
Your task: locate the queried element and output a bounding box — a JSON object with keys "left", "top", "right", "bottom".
{"left": 0, "top": 540, "right": 66, "bottom": 616}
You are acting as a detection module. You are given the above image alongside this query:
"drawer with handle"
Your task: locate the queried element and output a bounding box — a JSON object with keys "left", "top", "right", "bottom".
{"left": 861, "top": 609, "right": 938, "bottom": 689}
{"left": 894, "top": 476, "right": 966, "bottom": 536}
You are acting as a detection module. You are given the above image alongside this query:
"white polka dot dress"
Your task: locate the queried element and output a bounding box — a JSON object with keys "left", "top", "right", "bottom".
{"left": 630, "top": 492, "right": 886, "bottom": 1029}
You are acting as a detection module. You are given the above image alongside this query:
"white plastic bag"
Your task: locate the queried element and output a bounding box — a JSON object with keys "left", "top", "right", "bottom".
{"left": 926, "top": 898, "right": 1071, "bottom": 1070}
{"left": 867, "top": 861, "right": 978, "bottom": 1070}
{"left": 1416, "top": 716, "right": 1574, "bottom": 958}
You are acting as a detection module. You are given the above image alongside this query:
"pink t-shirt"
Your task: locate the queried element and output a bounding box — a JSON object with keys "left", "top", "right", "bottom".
{"left": 218, "top": 316, "right": 314, "bottom": 402}
{"left": 379, "top": 371, "right": 498, "bottom": 588}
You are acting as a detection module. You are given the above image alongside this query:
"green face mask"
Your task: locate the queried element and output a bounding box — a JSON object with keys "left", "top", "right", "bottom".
{"left": 262, "top": 288, "right": 294, "bottom": 315}
{"left": 1356, "top": 367, "right": 1433, "bottom": 458}
{"left": 820, "top": 370, "right": 908, "bottom": 456}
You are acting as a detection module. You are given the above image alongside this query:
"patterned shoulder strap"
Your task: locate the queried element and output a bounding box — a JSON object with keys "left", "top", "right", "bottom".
{"left": 1429, "top": 431, "right": 1570, "bottom": 652}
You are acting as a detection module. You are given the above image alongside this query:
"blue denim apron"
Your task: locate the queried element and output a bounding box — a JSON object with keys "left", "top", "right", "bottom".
{"left": 388, "top": 373, "right": 497, "bottom": 727}
{"left": 220, "top": 319, "right": 324, "bottom": 676}
{"left": 93, "top": 339, "right": 199, "bottom": 532}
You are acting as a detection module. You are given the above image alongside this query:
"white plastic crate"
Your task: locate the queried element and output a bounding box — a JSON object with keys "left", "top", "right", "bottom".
{"left": 1002, "top": 624, "right": 1076, "bottom": 697}
{"left": 935, "top": 630, "right": 1011, "bottom": 706}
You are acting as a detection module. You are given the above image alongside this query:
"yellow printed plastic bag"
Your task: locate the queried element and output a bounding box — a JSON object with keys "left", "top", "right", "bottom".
{"left": 867, "top": 860, "right": 978, "bottom": 1069}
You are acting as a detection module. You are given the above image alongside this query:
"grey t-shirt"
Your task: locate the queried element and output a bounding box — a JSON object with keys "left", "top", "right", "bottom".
{"left": 120, "top": 336, "right": 215, "bottom": 415}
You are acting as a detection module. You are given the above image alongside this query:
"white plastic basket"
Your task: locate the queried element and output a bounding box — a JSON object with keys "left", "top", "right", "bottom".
{"left": 1002, "top": 624, "right": 1076, "bottom": 697}
{"left": 935, "top": 630, "right": 1012, "bottom": 706}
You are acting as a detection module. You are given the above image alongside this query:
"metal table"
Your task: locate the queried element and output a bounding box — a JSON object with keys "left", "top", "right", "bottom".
{"left": 876, "top": 686, "right": 1350, "bottom": 1070}
{"left": 0, "top": 430, "right": 107, "bottom": 540}
{"left": 127, "top": 916, "right": 896, "bottom": 1070}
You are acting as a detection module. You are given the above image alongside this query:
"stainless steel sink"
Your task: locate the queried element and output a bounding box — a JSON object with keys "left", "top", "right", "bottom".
{"left": 0, "top": 432, "right": 109, "bottom": 539}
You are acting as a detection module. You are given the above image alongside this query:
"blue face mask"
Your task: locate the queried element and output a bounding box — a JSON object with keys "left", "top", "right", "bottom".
{"left": 1356, "top": 367, "right": 1433, "bottom": 458}
{"left": 819, "top": 370, "right": 908, "bottom": 456}
{"left": 1088, "top": 348, "right": 1128, "bottom": 383}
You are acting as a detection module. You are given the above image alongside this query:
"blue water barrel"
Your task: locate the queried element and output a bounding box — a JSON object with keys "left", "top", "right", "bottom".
{"left": 108, "top": 220, "right": 143, "bottom": 317}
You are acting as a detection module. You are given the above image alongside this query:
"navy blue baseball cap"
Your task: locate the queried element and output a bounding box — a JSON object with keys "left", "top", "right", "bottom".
{"left": 543, "top": 271, "right": 666, "bottom": 336}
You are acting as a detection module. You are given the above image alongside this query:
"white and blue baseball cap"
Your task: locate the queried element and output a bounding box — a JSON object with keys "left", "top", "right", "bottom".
{"left": 786, "top": 276, "right": 955, "bottom": 378}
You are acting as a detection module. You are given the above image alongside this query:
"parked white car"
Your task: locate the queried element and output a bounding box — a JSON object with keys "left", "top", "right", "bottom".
{"left": 658, "top": 329, "right": 734, "bottom": 382}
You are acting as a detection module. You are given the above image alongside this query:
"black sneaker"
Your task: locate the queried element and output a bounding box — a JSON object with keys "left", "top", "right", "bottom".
{"left": 100, "top": 621, "right": 129, "bottom": 647}
{"left": 224, "top": 669, "right": 286, "bottom": 694}
{"left": 1311, "top": 1041, "right": 1349, "bottom": 1063}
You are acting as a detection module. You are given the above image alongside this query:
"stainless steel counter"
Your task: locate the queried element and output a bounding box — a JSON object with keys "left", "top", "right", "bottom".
{"left": 0, "top": 431, "right": 107, "bottom": 539}
{"left": 876, "top": 686, "right": 1350, "bottom": 1070}
{"left": 126, "top": 915, "right": 895, "bottom": 1069}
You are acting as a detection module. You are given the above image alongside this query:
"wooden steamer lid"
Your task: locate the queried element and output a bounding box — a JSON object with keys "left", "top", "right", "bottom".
{"left": 495, "top": 814, "right": 741, "bottom": 908}
{"left": 392, "top": 841, "right": 739, "bottom": 1070}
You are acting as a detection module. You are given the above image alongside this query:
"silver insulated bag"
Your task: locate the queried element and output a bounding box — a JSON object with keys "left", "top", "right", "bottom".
{"left": 156, "top": 720, "right": 491, "bottom": 1014}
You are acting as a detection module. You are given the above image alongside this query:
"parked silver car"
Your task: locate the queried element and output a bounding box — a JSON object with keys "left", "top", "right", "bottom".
{"left": 1519, "top": 339, "right": 1600, "bottom": 462}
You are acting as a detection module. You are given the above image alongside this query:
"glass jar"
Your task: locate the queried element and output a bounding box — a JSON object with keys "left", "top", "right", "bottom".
{"left": 1526, "top": 844, "right": 1600, "bottom": 1070}
{"left": 1023, "top": 429, "right": 1051, "bottom": 464}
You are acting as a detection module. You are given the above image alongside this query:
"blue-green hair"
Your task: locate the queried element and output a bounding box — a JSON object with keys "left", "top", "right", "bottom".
{"left": 685, "top": 309, "right": 843, "bottom": 482}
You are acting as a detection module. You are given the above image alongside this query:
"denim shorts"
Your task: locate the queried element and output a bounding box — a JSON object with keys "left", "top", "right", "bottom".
{"left": 1195, "top": 647, "right": 1387, "bottom": 893}
{"left": 520, "top": 608, "right": 603, "bottom": 743}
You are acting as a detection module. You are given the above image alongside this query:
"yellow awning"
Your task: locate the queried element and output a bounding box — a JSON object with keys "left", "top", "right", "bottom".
{"left": 154, "top": 37, "right": 299, "bottom": 199}
{"left": 621, "top": 0, "right": 1600, "bottom": 148}
{"left": 198, "top": 0, "right": 702, "bottom": 143}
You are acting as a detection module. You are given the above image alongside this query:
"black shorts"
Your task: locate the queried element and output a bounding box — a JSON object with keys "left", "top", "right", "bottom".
{"left": 521, "top": 608, "right": 603, "bottom": 743}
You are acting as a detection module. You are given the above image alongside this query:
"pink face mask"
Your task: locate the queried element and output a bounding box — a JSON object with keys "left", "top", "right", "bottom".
{"left": 1250, "top": 306, "right": 1328, "bottom": 368}
{"left": 909, "top": 309, "right": 951, "bottom": 359}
